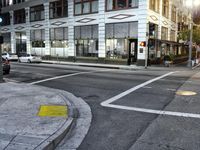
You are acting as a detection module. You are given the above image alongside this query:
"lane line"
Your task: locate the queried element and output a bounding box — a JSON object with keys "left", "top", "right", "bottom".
{"left": 30, "top": 69, "right": 109, "bottom": 85}
{"left": 104, "top": 104, "right": 200, "bottom": 119}
{"left": 166, "top": 88, "right": 177, "bottom": 92}
{"left": 101, "top": 71, "right": 200, "bottom": 119}
{"left": 143, "top": 86, "right": 152, "bottom": 89}
{"left": 101, "top": 72, "right": 176, "bottom": 106}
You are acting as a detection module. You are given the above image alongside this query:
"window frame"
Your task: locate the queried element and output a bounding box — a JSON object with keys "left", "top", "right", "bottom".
{"left": 30, "top": 5, "right": 45, "bottom": 22}
{"left": 49, "top": 0, "right": 68, "bottom": 19}
{"left": 14, "top": 9, "right": 26, "bottom": 24}
{"left": 74, "top": 0, "right": 98, "bottom": 16}
{"left": 105, "top": 0, "right": 139, "bottom": 12}
{"left": 149, "top": 0, "right": 159, "bottom": 13}
{"left": 171, "top": 5, "right": 176, "bottom": 23}
{"left": 162, "top": 0, "right": 169, "bottom": 18}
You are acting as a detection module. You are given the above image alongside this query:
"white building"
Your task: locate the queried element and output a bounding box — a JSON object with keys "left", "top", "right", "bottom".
{"left": 0, "top": 0, "right": 191, "bottom": 65}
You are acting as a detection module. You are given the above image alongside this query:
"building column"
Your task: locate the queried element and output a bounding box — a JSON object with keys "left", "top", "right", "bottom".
{"left": 25, "top": 7, "right": 31, "bottom": 54}
{"left": 9, "top": 11, "right": 16, "bottom": 53}
{"left": 137, "top": 0, "right": 148, "bottom": 66}
{"left": 158, "top": 0, "right": 163, "bottom": 40}
{"left": 168, "top": 0, "right": 172, "bottom": 41}
{"left": 67, "top": 0, "right": 75, "bottom": 59}
{"left": 98, "top": 0, "right": 106, "bottom": 60}
{"left": 44, "top": 3, "right": 50, "bottom": 56}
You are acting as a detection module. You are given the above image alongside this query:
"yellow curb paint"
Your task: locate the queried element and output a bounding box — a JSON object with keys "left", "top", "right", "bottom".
{"left": 176, "top": 91, "right": 197, "bottom": 96}
{"left": 38, "top": 105, "right": 68, "bottom": 117}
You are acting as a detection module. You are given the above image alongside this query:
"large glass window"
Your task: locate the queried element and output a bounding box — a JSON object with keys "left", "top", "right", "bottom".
{"left": 162, "top": 0, "right": 169, "bottom": 18}
{"left": 106, "top": 39, "right": 129, "bottom": 59}
{"left": 149, "top": 0, "right": 159, "bottom": 13}
{"left": 13, "top": 0, "right": 25, "bottom": 4}
{"left": 50, "top": 0, "right": 68, "bottom": 19}
{"left": 1, "top": 33, "right": 11, "bottom": 52}
{"left": 74, "top": 0, "right": 98, "bottom": 15}
{"left": 30, "top": 29, "right": 45, "bottom": 47}
{"left": 149, "top": 23, "right": 158, "bottom": 39}
{"left": 1, "top": 13, "right": 10, "bottom": 26}
{"left": 14, "top": 9, "right": 26, "bottom": 24}
{"left": 30, "top": 5, "right": 44, "bottom": 22}
{"left": 50, "top": 27, "right": 68, "bottom": 48}
{"left": 171, "top": 5, "right": 176, "bottom": 22}
{"left": 75, "top": 25, "right": 98, "bottom": 57}
{"left": 161, "top": 27, "right": 168, "bottom": 40}
{"left": 106, "top": 0, "right": 138, "bottom": 11}
{"left": 170, "top": 30, "right": 176, "bottom": 42}
{"left": 105, "top": 22, "right": 138, "bottom": 59}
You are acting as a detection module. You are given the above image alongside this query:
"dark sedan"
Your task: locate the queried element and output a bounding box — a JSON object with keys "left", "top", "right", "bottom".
{"left": 2, "top": 57, "right": 10, "bottom": 74}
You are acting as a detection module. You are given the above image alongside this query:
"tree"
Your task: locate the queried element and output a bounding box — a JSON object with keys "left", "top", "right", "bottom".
{"left": 178, "top": 26, "right": 200, "bottom": 45}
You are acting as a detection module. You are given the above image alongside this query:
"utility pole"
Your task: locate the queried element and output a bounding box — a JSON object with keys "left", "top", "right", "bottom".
{"left": 0, "top": 6, "right": 3, "bottom": 83}
{"left": 188, "top": 15, "right": 193, "bottom": 67}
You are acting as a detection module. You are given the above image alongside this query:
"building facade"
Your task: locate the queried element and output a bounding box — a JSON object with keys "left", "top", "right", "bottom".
{"left": 0, "top": 0, "right": 191, "bottom": 65}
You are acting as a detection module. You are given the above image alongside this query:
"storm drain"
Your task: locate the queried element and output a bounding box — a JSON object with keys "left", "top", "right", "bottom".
{"left": 176, "top": 91, "right": 197, "bottom": 96}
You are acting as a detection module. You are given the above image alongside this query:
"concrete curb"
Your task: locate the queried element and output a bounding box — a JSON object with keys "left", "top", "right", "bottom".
{"left": 33, "top": 87, "right": 92, "bottom": 150}
{"left": 41, "top": 60, "right": 144, "bottom": 70}
{"left": 55, "top": 91, "right": 92, "bottom": 150}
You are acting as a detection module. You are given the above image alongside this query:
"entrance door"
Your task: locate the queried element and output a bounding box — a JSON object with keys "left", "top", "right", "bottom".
{"left": 127, "top": 39, "right": 137, "bottom": 65}
{"left": 16, "top": 32, "right": 27, "bottom": 55}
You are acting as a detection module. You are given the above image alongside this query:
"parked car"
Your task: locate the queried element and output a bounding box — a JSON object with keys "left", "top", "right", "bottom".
{"left": 2, "top": 52, "right": 18, "bottom": 61}
{"left": 18, "top": 54, "right": 42, "bottom": 63}
{"left": 2, "top": 57, "right": 10, "bottom": 74}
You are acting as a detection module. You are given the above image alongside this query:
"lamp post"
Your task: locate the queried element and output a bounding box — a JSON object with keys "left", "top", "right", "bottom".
{"left": 185, "top": 0, "right": 200, "bottom": 67}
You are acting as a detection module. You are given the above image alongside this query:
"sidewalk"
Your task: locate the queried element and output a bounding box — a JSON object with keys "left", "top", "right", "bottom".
{"left": 0, "top": 82, "right": 91, "bottom": 150}
{"left": 42, "top": 60, "right": 194, "bottom": 72}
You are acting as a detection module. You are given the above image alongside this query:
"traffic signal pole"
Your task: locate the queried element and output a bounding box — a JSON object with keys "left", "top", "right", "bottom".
{"left": 0, "top": 6, "right": 3, "bottom": 83}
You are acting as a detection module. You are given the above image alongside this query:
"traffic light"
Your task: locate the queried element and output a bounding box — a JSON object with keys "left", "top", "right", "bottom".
{"left": 140, "top": 41, "right": 146, "bottom": 47}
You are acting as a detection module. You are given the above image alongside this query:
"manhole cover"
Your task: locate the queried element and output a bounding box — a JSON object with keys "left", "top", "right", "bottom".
{"left": 176, "top": 91, "right": 197, "bottom": 96}
{"left": 38, "top": 105, "right": 68, "bottom": 117}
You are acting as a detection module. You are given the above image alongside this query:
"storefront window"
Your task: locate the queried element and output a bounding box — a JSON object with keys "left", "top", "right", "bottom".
{"left": 75, "top": 25, "right": 98, "bottom": 57}
{"left": 75, "top": 39, "right": 98, "bottom": 57}
{"left": 106, "top": 39, "right": 128, "bottom": 59}
{"left": 50, "top": 27, "right": 68, "bottom": 48}
{"left": 1, "top": 33, "right": 11, "bottom": 52}
{"left": 31, "top": 29, "right": 45, "bottom": 47}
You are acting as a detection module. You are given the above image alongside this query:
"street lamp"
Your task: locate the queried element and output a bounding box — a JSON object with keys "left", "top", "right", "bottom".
{"left": 185, "top": 0, "right": 200, "bottom": 67}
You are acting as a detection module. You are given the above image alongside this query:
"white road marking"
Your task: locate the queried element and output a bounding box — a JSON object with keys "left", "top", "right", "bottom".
{"left": 101, "top": 72, "right": 176, "bottom": 106}
{"left": 166, "top": 88, "right": 176, "bottom": 92}
{"left": 143, "top": 86, "right": 152, "bottom": 89}
{"left": 30, "top": 69, "right": 109, "bottom": 85}
{"left": 104, "top": 104, "right": 200, "bottom": 119}
{"left": 100, "top": 71, "right": 200, "bottom": 119}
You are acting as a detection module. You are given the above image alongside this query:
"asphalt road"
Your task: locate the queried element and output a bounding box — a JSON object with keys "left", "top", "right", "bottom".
{"left": 4, "top": 62, "right": 199, "bottom": 150}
